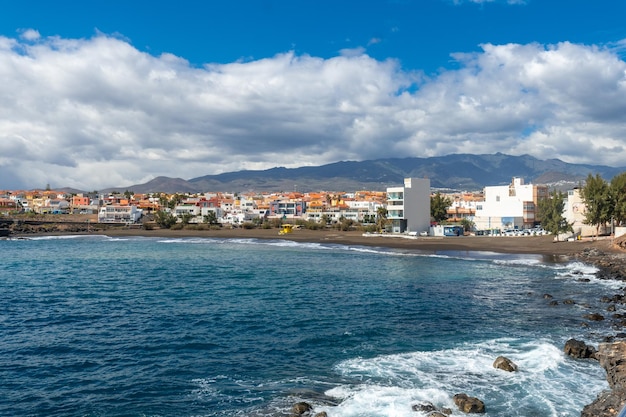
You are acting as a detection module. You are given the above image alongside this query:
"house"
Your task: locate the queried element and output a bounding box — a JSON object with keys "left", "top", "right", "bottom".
{"left": 268, "top": 199, "right": 306, "bottom": 217}
{"left": 386, "top": 178, "right": 431, "bottom": 234}
{"left": 0, "top": 198, "right": 19, "bottom": 214}
{"left": 564, "top": 187, "right": 608, "bottom": 237}
{"left": 473, "top": 177, "right": 548, "bottom": 231}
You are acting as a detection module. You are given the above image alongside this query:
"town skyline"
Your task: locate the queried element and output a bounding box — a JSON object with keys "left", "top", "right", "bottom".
{"left": 1, "top": 1, "right": 626, "bottom": 191}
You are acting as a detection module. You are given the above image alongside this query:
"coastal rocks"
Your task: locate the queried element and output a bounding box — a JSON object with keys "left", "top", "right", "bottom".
{"left": 564, "top": 338, "right": 598, "bottom": 359}
{"left": 584, "top": 312, "right": 606, "bottom": 321}
{"left": 576, "top": 247, "right": 626, "bottom": 281}
{"left": 412, "top": 402, "right": 452, "bottom": 415}
{"left": 581, "top": 342, "right": 626, "bottom": 417}
{"left": 291, "top": 401, "right": 327, "bottom": 416}
{"left": 453, "top": 393, "right": 485, "bottom": 413}
{"left": 493, "top": 356, "right": 518, "bottom": 372}
{"left": 292, "top": 401, "right": 312, "bottom": 415}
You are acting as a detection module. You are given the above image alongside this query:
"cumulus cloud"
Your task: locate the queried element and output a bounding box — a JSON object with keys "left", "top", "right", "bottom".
{"left": 18, "top": 28, "right": 40, "bottom": 41}
{"left": 0, "top": 32, "right": 625, "bottom": 190}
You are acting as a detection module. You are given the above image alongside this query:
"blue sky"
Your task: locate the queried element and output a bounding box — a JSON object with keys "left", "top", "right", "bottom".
{"left": 1, "top": 0, "right": 626, "bottom": 190}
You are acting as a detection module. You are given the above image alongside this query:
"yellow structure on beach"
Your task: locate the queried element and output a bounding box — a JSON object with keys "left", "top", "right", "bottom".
{"left": 279, "top": 224, "right": 293, "bottom": 235}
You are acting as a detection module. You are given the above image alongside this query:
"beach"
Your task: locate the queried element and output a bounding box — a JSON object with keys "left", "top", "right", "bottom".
{"left": 97, "top": 226, "right": 621, "bottom": 257}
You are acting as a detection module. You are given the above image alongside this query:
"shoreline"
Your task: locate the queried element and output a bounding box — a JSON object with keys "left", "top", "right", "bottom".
{"left": 47, "top": 226, "right": 623, "bottom": 257}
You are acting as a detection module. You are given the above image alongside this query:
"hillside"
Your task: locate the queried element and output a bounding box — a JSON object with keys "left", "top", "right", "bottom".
{"left": 103, "top": 153, "right": 625, "bottom": 193}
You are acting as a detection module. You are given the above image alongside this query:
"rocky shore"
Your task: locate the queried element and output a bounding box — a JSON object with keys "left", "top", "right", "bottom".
{"left": 572, "top": 236, "right": 626, "bottom": 417}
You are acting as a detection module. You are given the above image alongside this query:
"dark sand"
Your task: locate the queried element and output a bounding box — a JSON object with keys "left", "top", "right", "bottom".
{"left": 98, "top": 227, "right": 622, "bottom": 258}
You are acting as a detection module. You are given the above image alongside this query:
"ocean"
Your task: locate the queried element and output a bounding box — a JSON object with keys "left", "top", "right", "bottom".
{"left": 0, "top": 235, "right": 619, "bottom": 416}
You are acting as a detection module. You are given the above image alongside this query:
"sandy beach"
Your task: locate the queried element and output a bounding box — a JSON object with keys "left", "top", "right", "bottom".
{"left": 96, "top": 227, "right": 622, "bottom": 257}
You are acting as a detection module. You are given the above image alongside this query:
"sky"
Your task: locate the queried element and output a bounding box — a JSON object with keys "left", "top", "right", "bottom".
{"left": 1, "top": 0, "right": 626, "bottom": 191}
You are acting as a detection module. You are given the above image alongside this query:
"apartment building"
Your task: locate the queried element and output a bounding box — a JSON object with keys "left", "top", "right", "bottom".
{"left": 473, "top": 177, "right": 548, "bottom": 231}
{"left": 386, "top": 178, "right": 431, "bottom": 234}
{"left": 98, "top": 205, "right": 142, "bottom": 223}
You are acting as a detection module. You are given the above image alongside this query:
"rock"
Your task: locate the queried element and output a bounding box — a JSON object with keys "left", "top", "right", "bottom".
{"left": 581, "top": 388, "right": 626, "bottom": 417}
{"left": 581, "top": 342, "right": 626, "bottom": 416}
{"left": 412, "top": 402, "right": 451, "bottom": 415}
{"left": 563, "top": 299, "right": 576, "bottom": 305}
{"left": 549, "top": 300, "right": 559, "bottom": 306}
{"left": 493, "top": 356, "right": 518, "bottom": 372}
{"left": 597, "top": 342, "right": 626, "bottom": 389}
{"left": 413, "top": 402, "right": 437, "bottom": 413}
{"left": 292, "top": 402, "right": 312, "bottom": 415}
{"left": 564, "top": 338, "right": 598, "bottom": 359}
{"left": 453, "top": 393, "right": 485, "bottom": 413}
{"left": 543, "top": 293, "right": 554, "bottom": 299}
{"left": 584, "top": 313, "right": 606, "bottom": 321}
{"left": 314, "top": 412, "right": 327, "bottom": 417}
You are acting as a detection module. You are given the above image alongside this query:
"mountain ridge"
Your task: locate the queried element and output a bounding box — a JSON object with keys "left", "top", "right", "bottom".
{"left": 102, "top": 153, "right": 625, "bottom": 194}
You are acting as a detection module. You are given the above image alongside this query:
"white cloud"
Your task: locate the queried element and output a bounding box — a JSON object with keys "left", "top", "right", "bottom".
{"left": 18, "top": 28, "right": 40, "bottom": 41}
{"left": 0, "top": 32, "right": 625, "bottom": 190}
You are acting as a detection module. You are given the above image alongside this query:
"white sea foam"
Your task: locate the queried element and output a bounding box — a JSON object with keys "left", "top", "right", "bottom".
{"left": 317, "top": 339, "right": 607, "bottom": 417}
{"left": 27, "top": 234, "right": 104, "bottom": 241}
{"left": 554, "top": 261, "right": 625, "bottom": 290}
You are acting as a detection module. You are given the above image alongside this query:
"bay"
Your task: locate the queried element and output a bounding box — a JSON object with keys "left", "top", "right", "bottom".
{"left": 0, "top": 235, "right": 619, "bottom": 416}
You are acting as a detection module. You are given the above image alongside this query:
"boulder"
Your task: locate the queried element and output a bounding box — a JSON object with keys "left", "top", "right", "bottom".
{"left": 292, "top": 402, "right": 312, "bottom": 415}
{"left": 493, "top": 356, "right": 518, "bottom": 372}
{"left": 453, "top": 393, "right": 485, "bottom": 413}
{"left": 412, "top": 402, "right": 451, "bottom": 415}
{"left": 564, "top": 338, "right": 598, "bottom": 359}
{"left": 584, "top": 313, "right": 605, "bottom": 321}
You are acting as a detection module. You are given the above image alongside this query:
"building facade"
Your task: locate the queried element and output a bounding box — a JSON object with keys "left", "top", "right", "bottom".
{"left": 473, "top": 177, "right": 548, "bottom": 231}
{"left": 386, "top": 178, "right": 431, "bottom": 234}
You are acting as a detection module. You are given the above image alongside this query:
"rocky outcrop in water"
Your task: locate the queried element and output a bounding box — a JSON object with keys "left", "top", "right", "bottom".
{"left": 565, "top": 339, "right": 598, "bottom": 360}
{"left": 453, "top": 393, "right": 485, "bottom": 413}
{"left": 493, "top": 356, "right": 518, "bottom": 372}
{"left": 412, "top": 401, "right": 452, "bottom": 415}
{"left": 581, "top": 342, "right": 626, "bottom": 417}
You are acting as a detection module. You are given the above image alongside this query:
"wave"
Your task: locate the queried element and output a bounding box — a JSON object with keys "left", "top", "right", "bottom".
{"left": 26, "top": 234, "right": 107, "bottom": 241}
{"left": 318, "top": 339, "right": 607, "bottom": 417}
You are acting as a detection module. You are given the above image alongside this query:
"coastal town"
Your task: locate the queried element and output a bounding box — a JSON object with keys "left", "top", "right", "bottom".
{"left": 1, "top": 175, "right": 623, "bottom": 241}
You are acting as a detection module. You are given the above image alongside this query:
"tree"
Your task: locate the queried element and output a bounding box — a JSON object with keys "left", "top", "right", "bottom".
{"left": 610, "top": 172, "right": 626, "bottom": 226}
{"left": 431, "top": 192, "right": 451, "bottom": 223}
{"left": 580, "top": 173, "right": 612, "bottom": 239}
{"left": 180, "top": 213, "right": 194, "bottom": 225}
{"left": 538, "top": 189, "right": 572, "bottom": 241}
{"left": 376, "top": 207, "right": 388, "bottom": 233}
{"left": 156, "top": 193, "right": 169, "bottom": 208}
{"left": 154, "top": 210, "right": 178, "bottom": 229}
{"left": 203, "top": 210, "right": 218, "bottom": 225}
{"left": 168, "top": 193, "right": 185, "bottom": 210}
{"left": 460, "top": 218, "right": 475, "bottom": 233}
{"left": 124, "top": 189, "right": 134, "bottom": 200}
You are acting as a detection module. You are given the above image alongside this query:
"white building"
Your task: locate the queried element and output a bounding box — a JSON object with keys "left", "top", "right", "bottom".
{"left": 473, "top": 177, "right": 548, "bottom": 231}
{"left": 564, "top": 188, "right": 608, "bottom": 237}
{"left": 386, "top": 178, "right": 431, "bottom": 234}
{"left": 98, "top": 205, "right": 142, "bottom": 223}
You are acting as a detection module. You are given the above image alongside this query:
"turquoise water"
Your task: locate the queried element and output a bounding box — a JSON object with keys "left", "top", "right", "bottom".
{"left": 0, "top": 235, "right": 618, "bottom": 416}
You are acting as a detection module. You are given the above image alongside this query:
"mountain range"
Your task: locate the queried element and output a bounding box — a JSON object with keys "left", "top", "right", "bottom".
{"left": 103, "top": 153, "right": 626, "bottom": 194}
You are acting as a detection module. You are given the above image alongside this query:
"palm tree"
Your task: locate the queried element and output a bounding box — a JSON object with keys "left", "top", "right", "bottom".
{"left": 376, "top": 207, "right": 388, "bottom": 233}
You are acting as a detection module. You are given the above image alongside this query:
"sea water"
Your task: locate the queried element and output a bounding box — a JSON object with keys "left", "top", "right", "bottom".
{"left": 0, "top": 235, "right": 620, "bottom": 416}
